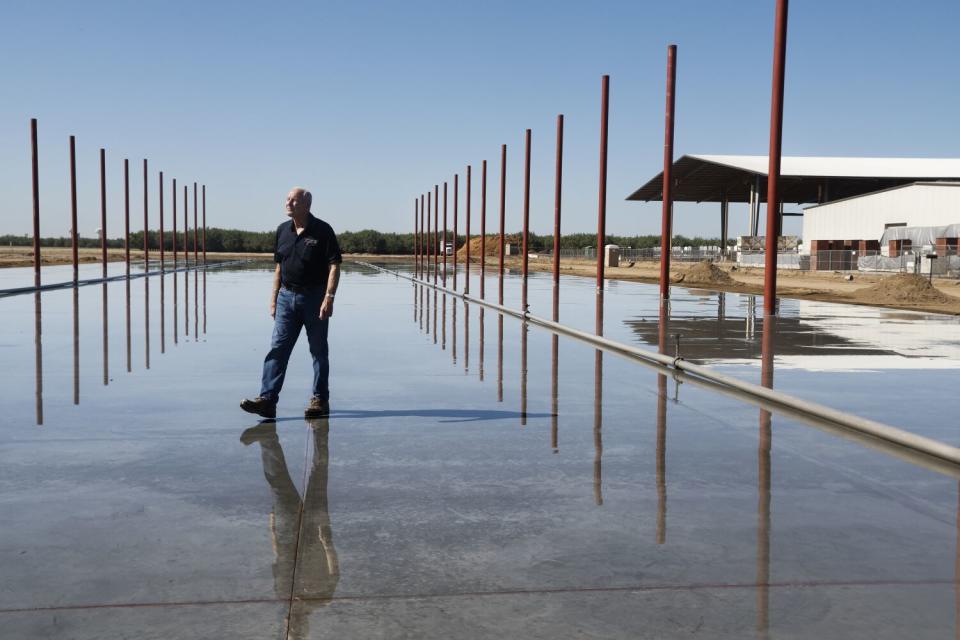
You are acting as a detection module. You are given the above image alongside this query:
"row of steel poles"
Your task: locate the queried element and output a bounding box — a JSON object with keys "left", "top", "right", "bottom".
{"left": 28, "top": 118, "right": 208, "bottom": 289}
{"left": 412, "top": 0, "right": 789, "bottom": 318}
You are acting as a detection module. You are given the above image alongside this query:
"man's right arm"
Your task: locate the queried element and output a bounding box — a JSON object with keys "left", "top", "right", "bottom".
{"left": 270, "top": 264, "right": 281, "bottom": 318}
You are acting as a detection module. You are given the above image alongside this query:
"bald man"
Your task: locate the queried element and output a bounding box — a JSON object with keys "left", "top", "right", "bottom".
{"left": 241, "top": 187, "right": 342, "bottom": 419}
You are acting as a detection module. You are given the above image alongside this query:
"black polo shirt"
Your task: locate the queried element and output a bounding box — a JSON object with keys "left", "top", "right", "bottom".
{"left": 274, "top": 214, "right": 343, "bottom": 289}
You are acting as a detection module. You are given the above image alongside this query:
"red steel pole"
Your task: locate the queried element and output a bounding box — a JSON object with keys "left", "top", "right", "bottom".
{"left": 659, "top": 46, "right": 678, "bottom": 299}
{"left": 420, "top": 194, "right": 425, "bottom": 280}
{"left": 414, "top": 197, "right": 419, "bottom": 278}
{"left": 763, "top": 0, "right": 789, "bottom": 317}
{"left": 69, "top": 135, "right": 79, "bottom": 283}
{"left": 124, "top": 159, "right": 130, "bottom": 275}
{"left": 522, "top": 128, "right": 531, "bottom": 311}
{"left": 172, "top": 178, "right": 178, "bottom": 268}
{"left": 202, "top": 185, "right": 207, "bottom": 265}
{"left": 553, "top": 114, "right": 564, "bottom": 287}
{"left": 99, "top": 149, "right": 107, "bottom": 278}
{"left": 143, "top": 159, "right": 149, "bottom": 269}
{"left": 596, "top": 75, "right": 609, "bottom": 290}
{"left": 498, "top": 144, "right": 506, "bottom": 305}
{"left": 433, "top": 184, "right": 439, "bottom": 283}
{"left": 443, "top": 181, "right": 448, "bottom": 286}
{"left": 453, "top": 173, "right": 458, "bottom": 291}
{"left": 31, "top": 119, "right": 40, "bottom": 287}
{"left": 159, "top": 172, "right": 165, "bottom": 271}
{"left": 427, "top": 190, "right": 432, "bottom": 282}
{"left": 193, "top": 182, "right": 198, "bottom": 264}
{"left": 465, "top": 165, "right": 471, "bottom": 295}
{"left": 183, "top": 185, "right": 188, "bottom": 266}
{"left": 481, "top": 160, "right": 487, "bottom": 300}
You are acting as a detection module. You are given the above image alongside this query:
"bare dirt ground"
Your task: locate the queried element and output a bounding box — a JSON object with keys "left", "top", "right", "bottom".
{"left": 8, "top": 246, "right": 960, "bottom": 315}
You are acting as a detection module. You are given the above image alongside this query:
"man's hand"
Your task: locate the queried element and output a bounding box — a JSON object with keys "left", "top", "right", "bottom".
{"left": 319, "top": 296, "right": 334, "bottom": 320}
{"left": 270, "top": 301, "right": 277, "bottom": 318}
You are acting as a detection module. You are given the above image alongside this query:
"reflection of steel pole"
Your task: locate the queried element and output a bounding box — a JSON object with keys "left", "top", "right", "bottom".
{"left": 125, "top": 277, "right": 132, "bottom": 371}
{"left": 757, "top": 315, "right": 775, "bottom": 638}
{"left": 442, "top": 293, "right": 447, "bottom": 350}
{"left": 763, "top": 0, "right": 789, "bottom": 316}
{"left": 102, "top": 282, "right": 109, "bottom": 385}
{"left": 161, "top": 273, "right": 166, "bottom": 354}
{"left": 464, "top": 300, "right": 470, "bottom": 373}
{"left": 498, "top": 144, "right": 507, "bottom": 305}
{"left": 100, "top": 149, "right": 108, "bottom": 278}
{"left": 497, "top": 314, "right": 504, "bottom": 402}
{"left": 520, "top": 321, "right": 528, "bottom": 425}
{"left": 31, "top": 119, "right": 41, "bottom": 288}
{"left": 596, "top": 76, "right": 609, "bottom": 291}
{"left": 594, "top": 291, "right": 604, "bottom": 505}
{"left": 432, "top": 290, "right": 437, "bottom": 345}
{"left": 657, "top": 301, "right": 670, "bottom": 543}
{"left": 522, "top": 129, "right": 531, "bottom": 311}
{"left": 479, "top": 308, "right": 485, "bottom": 381}
{"left": 34, "top": 292, "right": 43, "bottom": 425}
{"left": 553, "top": 115, "right": 564, "bottom": 287}
{"left": 70, "top": 136, "right": 79, "bottom": 283}
{"left": 73, "top": 287, "right": 79, "bottom": 405}
{"left": 145, "top": 278, "right": 150, "bottom": 370}
{"left": 659, "top": 46, "right": 678, "bottom": 299}
{"left": 551, "top": 284, "right": 559, "bottom": 451}
{"left": 481, "top": 160, "right": 487, "bottom": 300}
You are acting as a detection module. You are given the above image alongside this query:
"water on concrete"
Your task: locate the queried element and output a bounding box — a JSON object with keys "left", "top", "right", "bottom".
{"left": 1, "top": 260, "right": 958, "bottom": 639}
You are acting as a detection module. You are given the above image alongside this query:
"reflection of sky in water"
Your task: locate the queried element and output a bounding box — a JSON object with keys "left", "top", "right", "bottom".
{"left": 2, "top": 261, "right": 960, "bottom": 638}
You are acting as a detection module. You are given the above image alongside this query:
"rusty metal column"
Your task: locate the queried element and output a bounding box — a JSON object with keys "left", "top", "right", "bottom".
{"left": 763, "top": 0, "right": 789, "bottom": 317}
{"left": 480, "top": 160, "right": 487, "bottom": 300}
{"left": 124, "top": 159, "right": 130, "bottom": 275}
{"left": 465, "top": 166, "right": 471, "bottom": 295}
{"left": 420, "top": 194, "right": 425, "bottom": 280}
{"left": 596, "top": 75, "right": 609, "bottom": 290}
{"left": 143, "top": 159, "right": 149, "bottom": 270}
{"left": 434, "top": 185, "right": 439, "bottom": 283}
{"left": 202, "top": 185, "right": 206, "bottom": 265}
{"left": 183, "top": 185, "right": 188, "bottom": 267}
{"left": 659, "top": 47, "right": 677, "bottom": 299}
{"left": 159, "top": 172, "right": 165, "bottom": 271}
{"left": 192, "top": 182, "right": 198, "bottom": 265}
{"left": 498, "top": 144, "right": 506, "bottom": 305}
{"left": 443, "top": 181, "right": 448, "bottom": 286}
{"left": 31, "top": 119, "right": 41, "bottom": 288}
{"left": 553, "top": 115, "right": 564, "bottom": 288}
{"left": 522, "top": 129, "right": 531, "bottom": 311}
{"left": 453, "top": 174, "right": 458, "bottom": 290}
{"left": 99, "top": 149, "right": 107, "bottom": 278}
{"left": 172, "top": 178, "right": 178, "bottom": 268}
{"left": 69, "top": 135, "right": 79, "bottom": 283}
{"left": 414, "top": 198, "right": 419, "bottom": 278}
{"left": 426, "top": 191, "right": 432, "bottom": 282}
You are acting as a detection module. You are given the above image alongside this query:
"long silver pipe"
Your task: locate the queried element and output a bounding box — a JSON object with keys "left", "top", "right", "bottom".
{"left": 357, "top": 260, "right": 960, "bottom": 469}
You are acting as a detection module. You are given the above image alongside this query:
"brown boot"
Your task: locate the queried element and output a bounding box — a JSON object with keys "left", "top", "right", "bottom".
{"left": 305, "top": 396, "right": 329, "bottom": 418}
{"left": 240, "top": 396, "right": 277, "bottom": 419}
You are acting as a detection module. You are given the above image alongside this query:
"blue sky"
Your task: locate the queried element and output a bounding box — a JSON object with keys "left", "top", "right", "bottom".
{"left": 2, "top": 0, "right": 958, "bottom": 240}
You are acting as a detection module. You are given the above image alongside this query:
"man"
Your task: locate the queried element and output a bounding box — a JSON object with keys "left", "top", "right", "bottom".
{"left": 241, "top": 187, "right": 342, "bottom": 419}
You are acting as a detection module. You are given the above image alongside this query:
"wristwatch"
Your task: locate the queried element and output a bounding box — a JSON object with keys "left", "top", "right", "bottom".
{"left": 325, "top": 292, "right": 335, "bottom": 299}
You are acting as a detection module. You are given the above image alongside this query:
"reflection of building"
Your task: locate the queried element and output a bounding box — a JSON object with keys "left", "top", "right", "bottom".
{"left": 243, "top": 419, "right": 339, "bottom": 640}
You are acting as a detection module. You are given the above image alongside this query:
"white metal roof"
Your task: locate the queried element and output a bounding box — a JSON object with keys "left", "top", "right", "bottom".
{"left": 691, "top": 155, "right": 960, "bottom": 179}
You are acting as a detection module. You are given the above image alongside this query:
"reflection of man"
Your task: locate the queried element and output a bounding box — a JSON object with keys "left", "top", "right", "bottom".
{"left": 241, "top": 187, "right": 342, "bottom": 419}
{"left": 241, "top": 418, "right": 339, "bottom": 639}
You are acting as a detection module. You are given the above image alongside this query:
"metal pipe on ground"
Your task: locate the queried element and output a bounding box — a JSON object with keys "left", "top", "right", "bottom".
{"left": 659, "top": 46, "right": 677, "bottom": 299}
{"left": 596, "top": 75, "right": 609, "bottom": 290}
{"left": 357, "top": 261, "right": 960, "bottom": 471}
{"left": 763, "top": 0, "right": 789, "bottom": 316}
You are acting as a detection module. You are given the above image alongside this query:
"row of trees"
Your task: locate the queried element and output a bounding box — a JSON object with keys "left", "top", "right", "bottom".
{"left": 1, "top": 228, "right": 733, "bottom": 254}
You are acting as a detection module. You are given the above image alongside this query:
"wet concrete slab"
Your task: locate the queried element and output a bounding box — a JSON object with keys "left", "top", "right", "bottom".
{"left": 2, "top": 261, "right": 960, "bottom": 638}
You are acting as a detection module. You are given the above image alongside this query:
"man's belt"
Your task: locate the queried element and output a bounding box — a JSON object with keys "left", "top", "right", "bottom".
{"left": 282, "top": 282, "right": 322, "bottom": 294}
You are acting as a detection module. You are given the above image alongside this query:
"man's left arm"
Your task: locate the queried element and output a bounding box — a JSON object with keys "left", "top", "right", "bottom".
{"left": 319, "top": 264, "right": 340, "bottom": 320}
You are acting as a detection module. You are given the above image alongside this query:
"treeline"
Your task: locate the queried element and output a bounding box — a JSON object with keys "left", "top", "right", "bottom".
{"left": 1, "top": 228, "right": 732, "bottom": 254}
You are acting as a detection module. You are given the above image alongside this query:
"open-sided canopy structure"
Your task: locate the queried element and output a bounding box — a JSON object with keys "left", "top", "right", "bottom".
{"left": 627, "top": 155, "right": 960, "bottom": 204}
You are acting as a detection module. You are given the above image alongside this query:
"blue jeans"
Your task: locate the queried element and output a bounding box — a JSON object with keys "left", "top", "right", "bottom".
{"left": 259, "top": 287, "right": 330, "bottom": 402}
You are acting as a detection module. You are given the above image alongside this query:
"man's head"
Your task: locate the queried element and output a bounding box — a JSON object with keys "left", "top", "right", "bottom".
{"left": 286, "top": 187, "right": 312, "bottom": 218}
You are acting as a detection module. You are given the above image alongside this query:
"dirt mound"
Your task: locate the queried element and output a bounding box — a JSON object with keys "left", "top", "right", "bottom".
{"left": 674, "top": 260, "right": 734, "bottom": 285}
{"left": 854, "top": 273, "right": 950, "bottom": 304}
{"left": 456, "top": 235, "right": 520, "bottom": 260}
